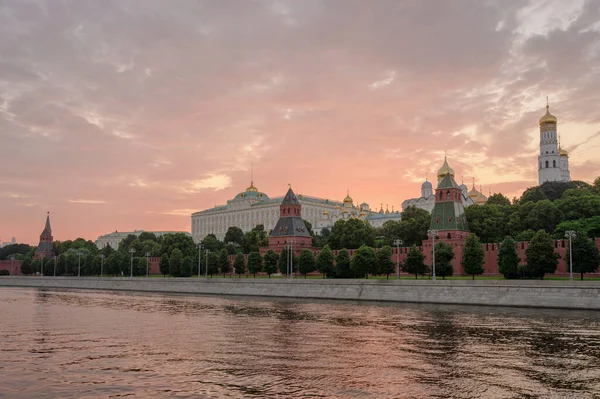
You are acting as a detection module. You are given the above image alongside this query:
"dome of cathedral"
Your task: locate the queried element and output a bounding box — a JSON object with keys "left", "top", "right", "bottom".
{"left": 539, "top": 105, "right": 557, "bottom": 125}
{"left": 422, "top": 180, "right": 432, "bottom": 189}
{"left": 468, "top": 185, "right": 480, "bottom": 199}
{"left": 475, "top": 192, "right": 488, "bottom": 205}
{"left": 559, "top": 145, "right": 568, "bottom": 157}
{"left": 459, "top": 183, "right": 468, "bottom": 192}
{"left": 343, "top": 191, "right": 353, "bottom": 204}
{"left": 359, "top": 210, "right": 366, "bottom": 217}
{"left": 335, "top": 205, "right": 341, "bottom": 210}
{"left": 437, "top": 158, "right": 455, "bottom": 180}
{"left": 323, "top": 210, "right": 329, "bottom": 216}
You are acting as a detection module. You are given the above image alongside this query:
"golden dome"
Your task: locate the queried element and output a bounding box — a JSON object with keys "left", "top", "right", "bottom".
{"left": 335, "top": 205, "right": 341, "bottom": 210}
{"left": 475, "top": 192, "right": 488, "bottom": 205}
{"left": 539, "top": 104, "right": 557, "bottom": 126}
{"left": 437, "top": 157, "right": 455, "bottom": 180}
{"left": 343, "top": 190, "right": 353, "bottom": 204}
{"left": 245, "top": 181, "right": 258, "bottom": 192}
{"left": 323, "top": 210, "right": 329, "bottom": 216}
{"left": 342, "top": 209, "right": 349, "bottom": 214}
{"left": 359, "top": 210, "right": 366, "bottom": 217}
{"left": 559, "top": 145, "right": 568, "bottom": 157}
{"left": 467, "top": 178, "right": 480, "bottom": 199}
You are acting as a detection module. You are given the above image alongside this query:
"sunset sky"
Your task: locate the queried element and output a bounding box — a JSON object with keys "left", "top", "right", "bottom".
{"left": 1, "top": 0, "right": 600, "bottom": 245}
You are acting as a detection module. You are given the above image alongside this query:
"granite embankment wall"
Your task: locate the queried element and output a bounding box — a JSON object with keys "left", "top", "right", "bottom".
{"left": 1, "top": 277, "right": 599, "bottom": 310}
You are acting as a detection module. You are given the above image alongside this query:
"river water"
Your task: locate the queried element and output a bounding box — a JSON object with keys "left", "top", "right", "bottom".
{"left": 1, "top": 288, "right": 599, "bottom": 399}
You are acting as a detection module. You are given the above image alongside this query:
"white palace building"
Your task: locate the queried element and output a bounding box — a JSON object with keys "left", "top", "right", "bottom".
{"left": 190, "top": 180, "right": 401, "bottom": 242}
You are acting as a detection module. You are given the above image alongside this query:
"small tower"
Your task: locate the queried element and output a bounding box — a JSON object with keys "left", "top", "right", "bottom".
{"left": 35, "top": 212, "right": 54, "bottom": 259}
{"left": 268, "top": 186, "right": 312, "bottom": 253}
{"left": 429, "top": 171, "right": 469, "bottom": 242}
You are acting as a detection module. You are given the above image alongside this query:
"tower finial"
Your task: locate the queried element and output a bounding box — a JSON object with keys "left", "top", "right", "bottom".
{"left": 472, "top": 177, "right": 475, "bottom": 189}
{"left": 251, "top": 161, "right": 254, "bottom": 185}
{"left": 425, "top": 172, "right": 428, "bottom": 182}
{"left": 444, "top": 150, "right": 447, "bottom": 160}
{"left": 288, "top": 183, "right": 291, "bottom": 189}
{"left": 546, "top": 96, "right": 549, "bottom": 110}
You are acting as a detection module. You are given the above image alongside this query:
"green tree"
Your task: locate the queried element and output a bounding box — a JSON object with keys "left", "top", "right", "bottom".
{"left": 434, "top": 242, "right": 454, "bottom": 279}
{"left": 0, "top": 243, "right": 34, "bottom": 260}
{"left": 567, "top": 234, "right": 600, "bottom": 280}
{"left": 159, "top": 254, "right": 170, "bottom": 277}
{"left": 328, "top": 219, "right": 375, "bottom": 250}
{"left": 243, "top": 225, "right": 269, "bottom": 253}
{"left": 401, "top": 246, "right": 428, "bottom": 279}
{"left": 350, "top": 245, "right": 377, "bottom": 279}
{"left": 224, "top": 226, "right": 244, "bottom": 246}
{"left": 218, "top": 249, "right": 231, "bottom": 277}
{"left": 334, "top": 248, "right": 352, "bottom": 278}
{"left": 247, "top": 251, "right": 263, "bottom": 278}
{"left": 20, "top": 258, "right": 33, "bottom": 275}
{"left": 519, "top": 186, "right": 548, "bottom": 204}
{"left": 498, "top": 236, "right": 520, "bottom": 279}
{"left": 201, "top": 234, "right": 225, "bottom": 253}
{"left": 462, "top": 234, "right": 485, "bottom": 279}
{"left": 138, "top": 232, "right": 158, "bottom": 242}
{"left": 315, "top": 245, "right": 335, "bottom": 278}
{"left": 556, "top": 190, "right": 600, "bottom": 221}
{"left": 302, "top": 220, "right": 314, "bottom": 236}
{"left": 161, "top": 233, "right": 197, "bottom": 258}
{"left": 464, "top": 204, "right": 511, "bottom": 243}
{"left": 234, "top": 253, "right": 246, "bottom": 278}
{"left": 263, "top": 250, "right": 279, "bottom": 278}
{"left": 117, "top": 234, "right": 139, "bottom": 252}
{"left": 486, "top": 193, "right": 512, "bottom": 206}
{"left": 376, "top": 245, "right": 395, "bottom": 279}
{"left": 169, "top": 249, "right": 183, "bottom": 277}
{"left": 399, "top": 206, "right": 431, "bottom": 246}
{"left": 298, "top": 249, "right": 316, "bottom": 278}
{"left": 525, "top": 230, "right": 559, "bottom": 279}
{"left": 207, "top": 252, "right": 219, "bottom": 277}
{"left": 381, "top": 221, "right": 403, "bottom": 246}
{"left": 181, "top": 257, "right": 193, "bottom": 277}
{"left": 539, "top": 180, "right": 592, "bottom": 201}
{"left": 514, "top": 229, "right": 537, "bottom": 242}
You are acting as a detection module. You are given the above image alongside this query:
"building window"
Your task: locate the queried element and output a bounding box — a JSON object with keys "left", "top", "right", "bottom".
{"left": 553, "top": 160, "right": 556, "bottom": 168}
{"left": 545, "top": 160, "right": 549, "bottom": 168}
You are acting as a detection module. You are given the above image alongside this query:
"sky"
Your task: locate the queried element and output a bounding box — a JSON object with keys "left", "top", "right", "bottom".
{"left": 1, "top": 0, "right": 600, "bottom": 245}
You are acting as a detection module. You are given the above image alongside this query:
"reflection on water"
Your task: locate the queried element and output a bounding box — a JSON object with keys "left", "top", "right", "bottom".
{"left": 1, "top": 288, "right": 599, "bottom": 398}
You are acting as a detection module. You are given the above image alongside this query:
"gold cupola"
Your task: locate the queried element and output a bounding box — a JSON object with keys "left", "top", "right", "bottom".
{"left": 246, "top": 180, "right": 258, "bottom": 192}
{"left": 343, "top": 190, "right": 353, "bottom": 205}
{"left": 539, "top": 101, "right": 557, "bottom": 126}
{"left": 437, "top": 156, "right": 455, "bottom": 181}
{"left": 468, "top": 178, "right": 480, "bottom": 199}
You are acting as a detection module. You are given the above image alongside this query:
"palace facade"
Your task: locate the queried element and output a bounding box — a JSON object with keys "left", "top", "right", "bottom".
{"left": 190, "top": 180, "right": 401, "bottom": 242}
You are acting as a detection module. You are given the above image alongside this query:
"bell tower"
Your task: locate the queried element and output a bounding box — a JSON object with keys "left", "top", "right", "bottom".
{"left": 35, "top": 212, "right": 54, "bottom": 259}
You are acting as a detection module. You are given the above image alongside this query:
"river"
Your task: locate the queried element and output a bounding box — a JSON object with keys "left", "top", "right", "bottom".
{"left": 1, "top": 288, "right": 599, "bottom": 398}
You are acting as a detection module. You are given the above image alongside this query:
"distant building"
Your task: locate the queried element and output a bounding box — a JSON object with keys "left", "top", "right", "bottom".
{"left": 35, "top": 213, "right": 54, "bottom": 259}
{"left": 0, "top": 237, "right": 16, "bottom": 248}
{"left": 268, "top": 186, "right": 312, "bottom": 254}
{"left": 95, "top": 230, "right": 191, "bottom": 249}
{"left": 538, "top": 102, "right": 571, "bottom": 184}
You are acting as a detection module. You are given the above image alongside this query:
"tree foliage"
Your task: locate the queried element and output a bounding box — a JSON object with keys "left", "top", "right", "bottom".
{"left": 218, "top": 248, "right": 231, "bottom": 277}
{"left": 525, "top": 230, "right": 559, "bottom": 279}
{"left": 334, "top": 249, "right": 352, "bottom": 278}
{"left": 234, "top": 253, "right": 246, "bottom": 277}
{"left": 567, "top": 234, "right": 600, "bottom": 280}
{"left": 263, "top": 250, "right": 279, "bottom": 277}
{"left": 247, "top": 251, "right": 263, "bottom": 277}
{"left": 376, "top": 245, "right": 396, "bottom": 279}
{"left": 159, "top": 254, "right": 170, "bottom": 277}
{"left": 169, "top": 249, "right": 183, "bottom": 277}
{"left": 350, "top": 245, "right": 377, "bottom": 278}
{"left": 434, "top": 242, "right": 454, "bottom": 279}
{"left": 328, "top": 219, "right": 375, "bottom": 250}
{"left": 298, "top": 249, "right": 316, "bottom": 278}
{"left": 462, "top": 234, "right": 484, "bottom": 279}
{"left": 498, "top": 236, "right": 520, "bottom": 279}
{"left": 224, "top": 226, "right": 244, "bottom": 246}
{"left": 315, "top": 245, "right": 335, "bottom": 278}
{"left": 402, "top": 246, "right": 428, "bottom": 278}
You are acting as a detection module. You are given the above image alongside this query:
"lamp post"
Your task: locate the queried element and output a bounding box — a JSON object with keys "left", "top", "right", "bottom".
{"left": 427, "top": 230, "right": 439, "bottom": 281}
{"left": 205, "top": 249, "right": 210, "bottom": 278}
{"left": 129, "top": 248, "right": 136, "bottom": 277}
{"left": 197, "top": 243, "right": 203, "bottom": 278}
{"left": 99, "top": 254, "right": 104, "bottom": 277}
{"left": 145, "top": 252, "right": 151, "bottom": 277}
{"left": 393, "top": 239, "right": 403, "bottom": 280}
{"left": 565, "top": 230, "right": 576, "bottom": 281}
{"left": 77, "top": 251, "right": 84, "bottom": 277}
{"left": 10, "top": 256, "right": 15, "bottom": 275}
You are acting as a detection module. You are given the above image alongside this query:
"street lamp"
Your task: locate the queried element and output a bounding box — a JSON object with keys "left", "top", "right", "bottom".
{"left": 205, "top": 249, "right": 210, "bottom": 278}
{"left": 393, "top": 239, "right": 403, "bottom": 280}
{"left": 77, "top": 251, "right": 84, "bottom": 277}
{"left": 99, "top": 254, "right": 104, "bottom": 277}
{"left": 129, "top": 248, "right": 136, "bottom": 277}
{"left": 427, "top": 230, "right": 439, "bottom": 281}
{"left": 197, "top": 243, "right": 203, "bottom": 278}
{"left": 145, "top": 252, "right": 151, "bottom": 277}
{"left": 565, "top": 230, "right": 576, "bottom": 281}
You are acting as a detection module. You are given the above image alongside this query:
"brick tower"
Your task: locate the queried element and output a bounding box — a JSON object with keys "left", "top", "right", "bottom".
{"left": 34, "top": 212, "right": 54, "bottom": 259}
{"left": 429, "top": 172, "right": 470, "bottom": 242}
{"left": 268, "top": 186, "right": 312, "bottom": 253}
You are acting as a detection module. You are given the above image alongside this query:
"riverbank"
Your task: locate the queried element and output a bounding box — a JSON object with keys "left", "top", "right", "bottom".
{"left": 1, "top": 276, "right": 599, "bottom": 310}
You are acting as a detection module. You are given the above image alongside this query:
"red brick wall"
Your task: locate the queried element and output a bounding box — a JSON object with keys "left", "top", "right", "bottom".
{"left": 0, "top": 259, "right": 22, "bottom": 275}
